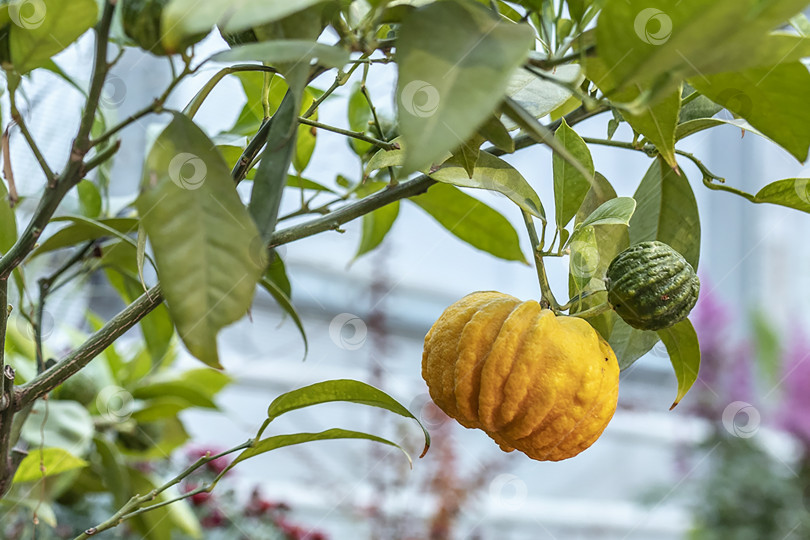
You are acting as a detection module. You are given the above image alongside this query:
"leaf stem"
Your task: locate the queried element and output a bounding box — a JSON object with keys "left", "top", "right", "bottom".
{"left": 297, "top": 117, "right": 398, "bottom": 150}
{"left": 521, "top": 210, "right": 559, "bottom": 312}
{"left": 571, "top": 302, "right": 611, "bottom": 319}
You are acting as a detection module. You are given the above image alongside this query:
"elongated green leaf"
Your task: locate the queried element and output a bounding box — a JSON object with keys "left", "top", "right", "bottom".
{"left": 569, "top": 226, "right": 599, "bottom": 292}
{"left": 77, "top": 180, "right": 102, "bottom": 218}
{"left": 629, "top": 158, "right": 700, "bottom": 269}
{"left": 502, "top": 65, "right": 583, "bottom": 130}
{"left": 21, "top": 400, "right": 93, "bottom": 456}
{"left": 429, "top": 151, "right": 544, "bottom": 219}
{"left": 679, "top": 86, "right": 723, "bottom": 123}
{"left": 0, "top": 178, "right": 17, "bottom": 254}
{"left": 477, "top": 114, "right": 514, "bottom": 153}
{"left": 94, "top": 437, "right": 130, "bottom": 506}
{"left": 136, "top": 113, "right": 265, "bottom": 368}
{"left": 675, "top": 117, "right": 762, "bottom": 141}
{"left": 259, "top": 276, "right": 308, "bottom": 357}
{"left": 553, "top": 118, "right": 595, "bottom": 229}
{"left": 9, "top": 0, "right": 97, "bottom": 74}
{"left": 754, "top": 178, "right": 810, "bottom": 213}
{"left": 364, "top": 137, "right": 451, "bottom": 179}
{"left": 585, "top": 57, "right": 681, "bottom": 168}
{"left": 286, "top": 175, "right": 335, "bottom": 193}
{"left": 689, "top": 63, "right": 810, "bottom": 161}
{"left": 396, "top": 0, "right": 534, "bottom": 173}
{"left": 13, "top": 448, "right": 87, "bottom": 483}
{"left": 163, "top": 0, "right": 329, "bottom": 52}
{"left": 101, "top": 241, "right": 174, "bottom": 364}
{"left": 658, "top": 319, "right": 701, "bottom": 409}
{"left": 250, "top": 91, "right": 298, "bottom": 241}
{"left": 596, "top": 0, "right": 810, "bottom": 91}
{"left": 232, "top": 429, "right": 413, "bottom": 469}
{"left": 31, "top": 217, "right": 138, "bottom": 257}
{"left": 356, "top": 201, "right": 400, "bottom": 259}
{"left": 265, "top": 252, "right": 291, "bottom": 297}
{"left": 611, "top": 320, "right": 660, "bottom": 371}
{"left": 212, "top": 40, "right": 349, "bottom": 69}
{"left": 132, "top": 382, "right": 218, "bottom": 409}
{"left": 580, "top": 197, "right": 636, "bottom": 228}
{"left": 410, "top": 182, "right": 525, "bottom": 262}
{"left": 502, "top": 97, "right": 595, "bottom": 196}
{"left": 451, "top": 135, "right": 484, "bottom": 179}
{"left": 259, "top": 379, "right": 429, "bottom": 456}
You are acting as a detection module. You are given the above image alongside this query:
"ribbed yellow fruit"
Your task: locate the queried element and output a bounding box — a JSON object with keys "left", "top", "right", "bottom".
{"left": 422, "top": 291, "right": 620, "bottom": 461}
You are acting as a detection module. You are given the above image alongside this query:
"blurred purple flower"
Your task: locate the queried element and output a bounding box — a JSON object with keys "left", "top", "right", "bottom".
{"left": 777, "top": 334, "right": 810, "bottom": 450}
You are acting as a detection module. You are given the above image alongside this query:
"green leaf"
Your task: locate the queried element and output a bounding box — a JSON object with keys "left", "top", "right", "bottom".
{"left": 754, "top": 178, "right": 810, "bottom": 213}
{"left": 101, "top": 241, "right": 174, "bottom": 364}
{"left": 13, "top": 448, "right": 87, "bottom": 483}
{"left": 259, "top": 379, "right": 429, "bottom": 457}
{"left": 595, "top": 0, "right": 810, "bottom": 91}
{"left": 21, "top": 400, "right": 94, "bottom": 456}
{"left": 658, "top": 318, "right": 701, "bottom": 409}
{"left": 584, "top": 57, "right": 681, "bottom": 168}
{"left": 0, "top": 177, "right": 17, "bottom": 254}
{"left": 250, "top": 91, "right": 298, "bottom": 241}
{"left": 163, "top": 0, "right": 330, "bottom": 52}
{"left": 579, "top": 197, "right": 636, "bottom": 228}
{"left": 9, "top": 0, "right": 98, "bottom": 74}
{"left": 409, "top": 182, "right": 525, "bottom": 262}
{"left": 356, "top": 201, "right": 400, "bottom": 259}
{"left": 265, "top": 251, "right": 291, "bottom": 297}
{"left": 679, "top": 86, "right": 723, "bottom": 123}
{"left": 675, "top": 117, "right": 761, "bottom": 141}
{"left": 553, "top": 118, "right": 595, "bottom": 228}
{"left": 396, "top": 0, "right": 534, "bottom": 173}
{"left": 136, "top": 113, "right": 265, "bottom": 368}
{"left": 77, "top": 180, "right": 102, "bottom": 218}
{"left": 347, "top": 82, "right": 374, "bottom": 156}
{"left": 211, "top": 40, "right": 349, "bottom": 69}
{"left": 429, "top": 151, "right": 544, "bottom": 219}
{"left": 286, "top": 175, "right": 335, "bottom": 193}
{"left": 569, "top": 226, "right": 599, "bottom": 292}
{"left": 31, "top": 217, "right": 139, "bottom": 257}
{"left": 232, "top": 429, "right": 414, "bottom": 469}
{"left": 259, "top": 276, "right": 308, "bottom": 357}
{"left": 451, "top": 135, "right": 484, "bottom": 179}
{"left": 477, "top": 114, "right": 514, "bottom": 153}
{"left": 502, "top": 64, "right": 583, "bottom": 130}
{"left": 132, "top": 381, "right": 218, "bottom": 409}
{"left": 689, "top": 63, "right": 810, "bottom": 161}
{"left": 94, "top": 436, "right": 130, "bottom": 506}
{"left": 629, "top": 157, "right": 700, "bottom": 269}
{"left": 610, "top": 319, "right": 660, "bottom": 371}
{"left": 293, "top": 122, "right": 316, "bottom": 173}
{"left": 364, "top": 137, "right": 451, "bottom": 178}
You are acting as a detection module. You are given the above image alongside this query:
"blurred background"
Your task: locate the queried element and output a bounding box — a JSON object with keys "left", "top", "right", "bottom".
{"left": 4, "top": 19, "right": 810, "bottom": 540}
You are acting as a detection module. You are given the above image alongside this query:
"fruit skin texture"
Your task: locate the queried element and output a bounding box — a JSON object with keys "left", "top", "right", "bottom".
{"left": 606, "top": 241, "right": 700, "bottom": 331}
{"left": 422, "top": 292, "right": 620, "bottom": 462}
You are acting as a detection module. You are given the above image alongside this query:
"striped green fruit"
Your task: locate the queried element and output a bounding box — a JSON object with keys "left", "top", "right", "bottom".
{"left": 605, "top": 241, "right": 700, "bottom": 331}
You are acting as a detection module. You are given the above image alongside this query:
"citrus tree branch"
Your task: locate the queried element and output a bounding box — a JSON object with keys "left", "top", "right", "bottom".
{"left": 73, "top": 440, "right": 253, "bottom": 539}
{"left": 14, "top": 103, "right": 610, "bottom": 421}
{"left": 0, "top": 0, "right": 116, "bottom": 280}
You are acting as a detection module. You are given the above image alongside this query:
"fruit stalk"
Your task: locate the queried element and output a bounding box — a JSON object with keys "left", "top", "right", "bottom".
{"left": 521, "top": 210, "right": 559, "bottom": 311}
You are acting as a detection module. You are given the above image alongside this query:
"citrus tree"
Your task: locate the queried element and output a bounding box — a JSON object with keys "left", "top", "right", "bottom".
{"left": 0, "top": 0, "right": 809, "bottom": 536}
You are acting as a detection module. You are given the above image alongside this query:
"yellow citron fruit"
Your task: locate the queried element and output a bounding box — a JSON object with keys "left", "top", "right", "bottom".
{"left": 422, "top": 291, "right": 620, "bottom": 461}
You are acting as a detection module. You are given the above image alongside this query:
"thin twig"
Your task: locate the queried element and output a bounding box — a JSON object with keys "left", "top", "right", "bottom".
{"left": 73, "top": 440, "right": 253, "bottom": 539}
{"left": 297, "top": 117, "right": 398, "bottom": 150}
